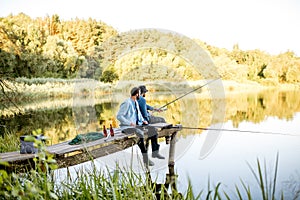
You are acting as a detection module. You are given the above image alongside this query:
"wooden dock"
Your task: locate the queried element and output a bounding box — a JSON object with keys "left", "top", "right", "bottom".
{"left": 0, "top": 123, "right": 182, "bottom": 172}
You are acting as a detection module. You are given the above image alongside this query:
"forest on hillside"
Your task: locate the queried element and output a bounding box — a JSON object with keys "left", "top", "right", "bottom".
{"left": 1, "top": 13, "right": 300, "bottom": 85}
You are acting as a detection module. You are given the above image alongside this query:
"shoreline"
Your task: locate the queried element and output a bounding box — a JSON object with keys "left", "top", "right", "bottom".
{"left": 2, "top": 79, "right": 299, "bottom": 97}
{"left": 1, "top": 79, "right": 299, "bottom": 117}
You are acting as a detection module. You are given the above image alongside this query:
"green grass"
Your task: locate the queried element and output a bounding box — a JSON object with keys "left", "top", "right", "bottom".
{"left": 0, "top": 137, "right": 297, "bottom": 200}
{"left": 56, "top": 166, "right": 157, "bottom": 199}
{"left": 0, "top": 129, "right": 20, "bottom": 153}
{"left": 0, "top": 157, "right": 291, "bottom": 200}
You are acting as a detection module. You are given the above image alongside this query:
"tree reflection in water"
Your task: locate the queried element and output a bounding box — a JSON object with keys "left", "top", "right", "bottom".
{"left": 0, "top": 89, "right": 299, "bottom": 145}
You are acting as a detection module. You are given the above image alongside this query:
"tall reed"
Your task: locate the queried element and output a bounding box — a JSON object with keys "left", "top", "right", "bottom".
{"left": 0, "top": 141, "right": 294, "bottom": 200}
{"left": 229, "top": 153, "right": 283, "bottom": 200}
{"left": 0, "top": 129, "right": 19, "bottom": 153}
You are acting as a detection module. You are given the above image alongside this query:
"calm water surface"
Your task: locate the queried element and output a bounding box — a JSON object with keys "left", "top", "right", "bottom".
{"left": 175, "top": 115, "right": 300, "bottom": 199}
{"left": 1, "top": 89, "right": 300, "bottom": 198}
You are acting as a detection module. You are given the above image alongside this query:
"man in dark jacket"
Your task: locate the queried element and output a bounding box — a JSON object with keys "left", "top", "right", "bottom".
{"left": 138, "top": 85, "right": 166, "bottom": 124}
{"left": 137, "top": 85, "right": 168, "bottom": 153}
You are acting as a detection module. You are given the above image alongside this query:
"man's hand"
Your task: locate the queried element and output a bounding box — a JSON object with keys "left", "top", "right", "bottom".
{"left": 130, "top": 122, "right": 136, "bottom": 126}
{"left": 154, "top": 108, "right": 164, "bottom": 112}
{"left": 143, "top": 121, "right": 148, "bottom": 125}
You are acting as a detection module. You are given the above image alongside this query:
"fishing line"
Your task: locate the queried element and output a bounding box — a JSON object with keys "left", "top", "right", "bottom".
{"left": 178, "top": 126, "right": 299, "bottom": 137}
{"left": 148, "top": 124, "right": 298, "bottom": 136}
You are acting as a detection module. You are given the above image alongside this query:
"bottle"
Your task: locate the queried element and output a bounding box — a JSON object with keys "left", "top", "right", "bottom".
{"left": 103, "top": 125, "right": 107, "bottom": 137}
{"left": 110, "top": 124, "right": 114, "bottom": 137}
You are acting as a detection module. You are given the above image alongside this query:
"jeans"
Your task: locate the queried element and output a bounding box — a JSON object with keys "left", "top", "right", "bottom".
{"left": 149, "top": 116, "right": 166, "bottom": 124}
{"left": 122, "top": 126, "right": 160, "bottom": 153}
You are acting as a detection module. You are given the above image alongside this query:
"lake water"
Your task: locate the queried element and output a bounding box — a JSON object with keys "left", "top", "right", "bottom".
{"left": 175, "top": 116, "right": 300, "bottom": 199}
{"left": 1, "top": 88, "right": 300, "bottom": 199}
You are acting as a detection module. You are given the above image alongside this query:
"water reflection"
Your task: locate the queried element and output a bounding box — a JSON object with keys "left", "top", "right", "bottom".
{"left": 1, "top": 89, "right": 299, "bottom": 144}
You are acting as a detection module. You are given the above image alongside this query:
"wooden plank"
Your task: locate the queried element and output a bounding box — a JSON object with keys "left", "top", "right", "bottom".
{"left": 0, "top": 123, "right": 181, "bottom": 172}
{"left": 47, "top": 131, "right": 134, "bottom": 155}
{"left": 55, "top": 138, "right": 137, "bottom": 168}
{"left": 0, "top": 151, "right": 36, "bottom": 162}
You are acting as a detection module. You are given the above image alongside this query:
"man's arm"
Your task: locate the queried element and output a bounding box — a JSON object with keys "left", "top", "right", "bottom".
{"left": 146, "top": 104, "right": 154, "bottom": 111}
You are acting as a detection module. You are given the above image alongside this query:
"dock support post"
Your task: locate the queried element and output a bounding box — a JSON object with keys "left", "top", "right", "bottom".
{"left": 165, "top": 131, "right": 178, "bottom": 193}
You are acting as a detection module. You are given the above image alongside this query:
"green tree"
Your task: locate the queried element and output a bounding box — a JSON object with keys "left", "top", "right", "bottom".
{"left": 286, "top": 58, "right": 300, "bottom": 83}
{"left": 264, "top": 51, "right": 298, "bottom": 83}
{"left": 42, "top": 35, "right": 78, "bottom": 78}
{"left": 100, "top": 68, "right": 119, "bottom": 83}
{"left": 229, "top": 49, "right": 270, "bottom": 81}
{"left": 47, "top": 14, "right": 61, "bottom": 36}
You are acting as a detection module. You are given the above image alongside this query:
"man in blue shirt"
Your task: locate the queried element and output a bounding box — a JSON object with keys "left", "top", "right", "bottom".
{"left": 138, "top": 85, "right": 166, "bottom": 124}
{"left": 117, "top": 87, "right": 165, "bottom": 167}
{"left": 137, "top": 85, "right": 168, "bottom": 151}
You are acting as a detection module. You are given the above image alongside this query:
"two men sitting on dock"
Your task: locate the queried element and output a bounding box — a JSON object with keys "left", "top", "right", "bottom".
{"left": 117, "top": 86, "right": 165, "bottom": 166}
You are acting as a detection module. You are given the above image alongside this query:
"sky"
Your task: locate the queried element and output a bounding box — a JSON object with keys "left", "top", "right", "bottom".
{"left": 1, "top": 0, "right": 300, "bottom": 56}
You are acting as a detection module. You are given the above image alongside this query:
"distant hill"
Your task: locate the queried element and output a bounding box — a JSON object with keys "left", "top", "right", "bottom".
{"left": 0, "top": 13, "right": 299, "bottom": 86}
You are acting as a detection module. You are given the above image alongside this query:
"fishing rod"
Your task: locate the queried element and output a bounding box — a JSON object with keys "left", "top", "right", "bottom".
{"left": 158, "top": 78, "right": 221, "bottom": 110}
{"left": 177, "top": 126, "right": 299, "bottom": 137}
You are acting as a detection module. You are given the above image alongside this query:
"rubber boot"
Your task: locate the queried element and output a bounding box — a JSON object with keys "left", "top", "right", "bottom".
{"left": 137, "top": 138, "right": 154, "bottom": 166}
{"left": 150, "top": 135, "right": 165, "bottom": 159}
{"left": 142, "top": 154, "right": 154, "bottom": 166}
